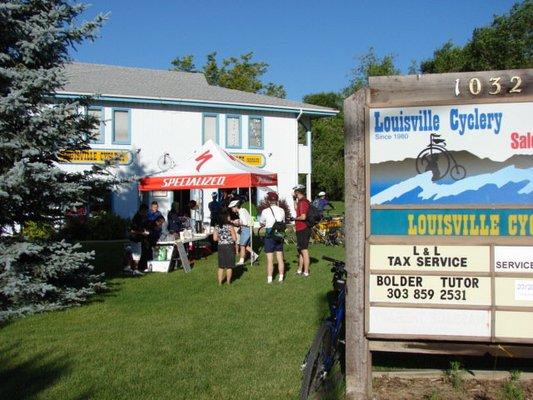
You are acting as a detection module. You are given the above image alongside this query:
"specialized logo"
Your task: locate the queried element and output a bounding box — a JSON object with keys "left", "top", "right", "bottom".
{"left": 161, "top": 176, "right": 226, "bottom": 188}
{"left": 195, "top": 150, "right": 213, "bottom": 172}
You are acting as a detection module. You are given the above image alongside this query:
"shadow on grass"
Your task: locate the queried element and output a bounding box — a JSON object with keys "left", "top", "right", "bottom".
{"left": 0, "top": 344, "right": 87, "bottom": 399}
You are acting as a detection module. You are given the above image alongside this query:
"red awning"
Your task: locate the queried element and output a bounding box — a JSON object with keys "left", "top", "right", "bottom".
{"left": 139, "top": 140, "right": 277, "bottom": 191}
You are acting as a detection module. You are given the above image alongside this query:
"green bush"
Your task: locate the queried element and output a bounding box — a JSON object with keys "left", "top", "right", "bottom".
{"left": 499, "top": 370, "right": 525, "bottom": 400}
{"left": 22, "top": 221, "right": 55, "bottom": 241}
{"left": 60, "top": 211, "right": 129, "bottom": 241}
{"left": 86, "top": 212, "right": 129, "bottom": 240}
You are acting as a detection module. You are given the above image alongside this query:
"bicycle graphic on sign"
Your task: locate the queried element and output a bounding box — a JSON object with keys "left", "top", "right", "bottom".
{"left": 415, "top": 133, "right": 466, "bottom": 182}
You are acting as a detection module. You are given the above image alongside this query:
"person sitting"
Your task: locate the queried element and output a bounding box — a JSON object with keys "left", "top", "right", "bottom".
{"left": 167, "top": 201, "right": 182, "bottom": 236}
{"left": 147, "top": 200, "right": 163, "bottom": 221}
{"left": 125, "top": 203, "right": 149, "bottom": 275}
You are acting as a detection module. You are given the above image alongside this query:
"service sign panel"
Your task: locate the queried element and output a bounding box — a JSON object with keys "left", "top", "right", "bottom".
{"left": 366, "top": 92, "right": 533, "bottom": 342}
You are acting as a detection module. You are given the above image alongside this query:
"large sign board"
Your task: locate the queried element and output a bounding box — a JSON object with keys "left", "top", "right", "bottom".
{"left": 363, "top": 69, "right": 533, "bottom": 344}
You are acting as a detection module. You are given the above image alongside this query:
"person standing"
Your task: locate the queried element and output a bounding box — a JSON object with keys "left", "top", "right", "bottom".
{"left": 259, "top": 192, "right": 285, "bottom": 283}
{"left": 293, "top": 185, "right": 311, "bottom": 276}
{"left": 126, "top": 203, "right": 149, "bottom": 275}
{"left": 229, "top": 200, "right": 259, "bottom": 266}
{"left": 213, "top": 207, "right": 237, "bottom": 285}
{"left": 208, "top": 192, "right": 221, "bottom": 227}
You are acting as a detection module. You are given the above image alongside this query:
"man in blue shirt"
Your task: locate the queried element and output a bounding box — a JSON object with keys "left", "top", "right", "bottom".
{"left": 312, "top": 191, "right": 334, "bottom": 218}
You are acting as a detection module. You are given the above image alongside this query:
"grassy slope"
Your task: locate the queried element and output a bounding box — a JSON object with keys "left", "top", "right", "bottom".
{"left": 0, "top": 244, "right": 344, "bottom": 400}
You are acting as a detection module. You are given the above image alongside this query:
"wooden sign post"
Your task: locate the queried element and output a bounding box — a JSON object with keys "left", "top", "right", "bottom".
{"left": 344, "top": 69, "right": 533, "bottom": 399}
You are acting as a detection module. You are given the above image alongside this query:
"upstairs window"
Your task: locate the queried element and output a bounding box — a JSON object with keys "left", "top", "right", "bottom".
{"left": 248, "top": 116, "right": 263, "bottom": 149}
{"left": 226, "top": 115, "right": 241, "bottom": 148}
{"left": 112, "top": 109, "right": 130, "bottom": 144}
{"left": 203, "top": 114, "right": 218, "bottom": 144}
{"left": 87, "top": 107, "right": 104, "bottom": 144}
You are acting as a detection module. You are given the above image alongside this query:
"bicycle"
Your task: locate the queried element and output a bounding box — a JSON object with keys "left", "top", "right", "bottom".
{"left": 299, "top": 256, "right": 346, "bottom": 400}
{"left": 311, "top": 216, "right": 344, "bottom": 246}
{"left": 415, "top": 133, "right": 466, "bottom": 181}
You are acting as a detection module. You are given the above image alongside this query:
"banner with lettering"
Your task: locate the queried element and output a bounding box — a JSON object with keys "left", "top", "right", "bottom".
{"left": 370, "top": 102, "right": 533, "bottom": 205}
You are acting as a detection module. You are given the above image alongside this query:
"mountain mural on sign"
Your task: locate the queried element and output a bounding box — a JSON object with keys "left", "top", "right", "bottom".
{"left": 370, "top": 151, "right": 533, "bottom": 205}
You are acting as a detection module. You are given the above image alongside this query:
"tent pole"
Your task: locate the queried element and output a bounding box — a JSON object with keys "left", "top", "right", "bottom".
{"left": 249, "top": 186, "right": 253, "bottom": 268}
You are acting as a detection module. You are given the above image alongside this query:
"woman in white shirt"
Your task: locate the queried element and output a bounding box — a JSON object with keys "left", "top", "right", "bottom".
{"left": 258, "top": 192, "right": 285, "bottom": 283}
{"left": 229, "top": 200, "right": 259, "bottom": 266}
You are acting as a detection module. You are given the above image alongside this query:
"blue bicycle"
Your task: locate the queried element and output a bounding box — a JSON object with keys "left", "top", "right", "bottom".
{"left": 299, "top": 256, "right": 346, "bottom": 400}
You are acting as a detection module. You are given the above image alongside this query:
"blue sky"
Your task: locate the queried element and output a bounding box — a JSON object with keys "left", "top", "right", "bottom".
{"left": 74, "top": 0, "right": 517, "bottom": 101}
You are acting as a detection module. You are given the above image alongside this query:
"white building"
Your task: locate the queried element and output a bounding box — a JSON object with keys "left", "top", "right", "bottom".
{"left": 57, "top": 63, "right": 337, "bottom": 220}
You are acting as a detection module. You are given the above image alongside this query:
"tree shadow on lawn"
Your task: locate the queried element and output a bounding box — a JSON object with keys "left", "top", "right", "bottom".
{"left": 0, "top": 343, "right": 93, "bottom": 400}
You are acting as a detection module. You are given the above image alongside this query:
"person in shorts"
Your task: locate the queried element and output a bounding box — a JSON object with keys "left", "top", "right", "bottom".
{"left": 259, "top": 192, "right": 286, "bottom": 283}
{"left": 230, "top": 200, "right": 259, "bottom": 266}
{"left": 213, "top": 207, "right": 237, "bottom": 285}
{"left": 293, "top": 185, "right": 311, "bottom": 276}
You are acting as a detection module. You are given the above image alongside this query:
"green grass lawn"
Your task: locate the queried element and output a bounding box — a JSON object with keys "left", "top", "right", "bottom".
{"left": 0, "top": 244, "right": 345, "bottom": 400}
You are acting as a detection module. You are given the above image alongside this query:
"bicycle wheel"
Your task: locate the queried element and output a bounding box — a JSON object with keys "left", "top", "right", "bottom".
{"left": 415, "top": 146, "right": 451, "bottom": 181}
{"left": 450, "top": 164, "right": 466, "bottom": 181}
{"left": 300, "top": 322, "right": 333, "bottom": 400}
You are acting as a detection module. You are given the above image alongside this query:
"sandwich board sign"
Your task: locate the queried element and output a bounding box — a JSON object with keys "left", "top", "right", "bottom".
{"left": 344, "top": 68, "right": 533, "bottom": 398}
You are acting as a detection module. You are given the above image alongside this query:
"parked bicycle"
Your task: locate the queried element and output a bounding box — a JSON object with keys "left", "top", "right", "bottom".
{"left": 311, "top": 215, "right": 344, "bottom": 246}
{"left": 415, "top": 133, "right": 466, "bottom": 181}
{"left": 299, "top": 256, "right": 346, "bottom": 400}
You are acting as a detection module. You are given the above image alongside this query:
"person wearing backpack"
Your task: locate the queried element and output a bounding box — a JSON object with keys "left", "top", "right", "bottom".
{"left": 293, "top": 185, "right": 312, "bottom": 276}
{"left": 258, "top": 192, "right": 286, "bottom": 283}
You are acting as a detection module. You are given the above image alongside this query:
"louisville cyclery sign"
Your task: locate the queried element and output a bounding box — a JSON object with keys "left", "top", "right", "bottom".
{"left": 370, "top": 102, "right": 533, "bottom": 232}
{"left": 59, "top": 149, "right": 133, "bottom": 165}
{"left": 360, "top": 69, "right": 533, "bottom": 344}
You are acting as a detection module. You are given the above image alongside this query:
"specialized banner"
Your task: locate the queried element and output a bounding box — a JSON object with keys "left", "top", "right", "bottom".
{"left": 139, "top": 173, "right": 277, "bottom": 191}
{"left": 370, "top": 102, "right": 533, "bottom": 206}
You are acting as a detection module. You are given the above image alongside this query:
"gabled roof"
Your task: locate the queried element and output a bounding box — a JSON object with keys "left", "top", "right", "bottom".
{"left": 58, "top": 62, "right": 337, "bottom": 116}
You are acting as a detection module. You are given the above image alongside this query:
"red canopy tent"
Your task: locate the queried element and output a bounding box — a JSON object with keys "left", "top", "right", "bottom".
{"left": 139, "top": 140, "right": 278, "bottom": 266}
{"left": 139, "top": 140, "right": 277, "bottom": 191}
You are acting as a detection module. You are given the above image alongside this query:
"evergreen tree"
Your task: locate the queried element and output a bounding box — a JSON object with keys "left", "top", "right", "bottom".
{"left": 0, "top": 0, "right": 114, "bottom": 321}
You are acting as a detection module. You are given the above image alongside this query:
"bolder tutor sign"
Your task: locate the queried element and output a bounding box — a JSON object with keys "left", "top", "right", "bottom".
{"left": 365, "top": 69, "right": 533, "bottom": 344}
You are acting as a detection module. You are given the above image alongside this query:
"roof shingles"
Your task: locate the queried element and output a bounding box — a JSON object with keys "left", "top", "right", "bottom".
{"left": 58, "top": 62, "right": 337, "bottom": 115}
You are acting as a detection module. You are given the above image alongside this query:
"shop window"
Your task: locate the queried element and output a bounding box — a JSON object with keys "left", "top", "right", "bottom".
{"left": 112, "top": 108, "right": 131, "bottom": 144}
{"left": 225, "top": 115, "right": 241, "bottom": 148}
{"left": 248, "top": 116, "right": 263, "bottom": 149}
{"left": 88, "top": 107, "right": 105, "bottom": 144}
{"left": 203, "top": 114, "right": 218, "bottom": 144}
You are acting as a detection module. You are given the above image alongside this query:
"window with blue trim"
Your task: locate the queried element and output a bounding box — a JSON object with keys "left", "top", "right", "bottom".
{"left": 226, "top": 115, "right": 241, "bottom": 148}
{"left": 248, "top": 117, "right": 263, "bottom": 148}
{"left": 203, "top": 114, "right": 218, "bottom": 144}
{"left": 87, "top": 107, "right": 104, "bottom": 143}
{"left": 112, "top": 109, "right": 130, "bottom": 144}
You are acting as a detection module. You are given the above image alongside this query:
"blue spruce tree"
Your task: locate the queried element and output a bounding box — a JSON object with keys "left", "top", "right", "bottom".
{"left": 0, "top": 0, "right": 115, "bottom": 321}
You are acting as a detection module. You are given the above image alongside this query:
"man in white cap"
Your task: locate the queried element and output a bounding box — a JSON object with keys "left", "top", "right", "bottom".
{"left": 230, "top": 199, "right": 258, "bottom": 266}
{"left": 312, "top": 190, "right": 333, "bottom": 218}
